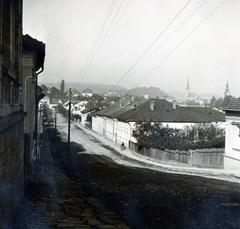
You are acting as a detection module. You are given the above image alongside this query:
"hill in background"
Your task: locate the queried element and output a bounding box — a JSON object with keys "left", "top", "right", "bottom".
{"left": 42, "top": 82, "right": 127, "bottom": 95}
{"left": 126, "top": 87, "right": 170, "bottom": 98}
{"left": 41, "top": 82, "right": 170, "bottom": 98}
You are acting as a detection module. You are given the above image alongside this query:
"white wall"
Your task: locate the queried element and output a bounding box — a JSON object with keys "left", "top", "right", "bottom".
{"left": 115, "top": 121, "right": 131, "bottom": 147}
{"left": 92, "top": 116, "right": 104, "bottom": 135}
{"left": 225, "top": 115, "right": 240, "bottom": 169}
{"left": 105, "top": 117, "right": 114, "bottom": 141}
{"left": 81, "top": 113, "right": 88, "bottom": 125}
{"left": 92, "top": 116, "right": 98, "bottom": 133}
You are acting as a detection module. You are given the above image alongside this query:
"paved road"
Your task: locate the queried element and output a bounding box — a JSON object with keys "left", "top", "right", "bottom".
{"left": 11, "top": 129, "right": 128, "bottom": 229}
{"left": 53, "top": 118, "right": 240, "bottom": 229}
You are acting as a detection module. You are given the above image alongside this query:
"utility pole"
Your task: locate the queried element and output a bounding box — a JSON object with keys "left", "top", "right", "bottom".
{"left": 67, "top": 88, "right": 72, "bottom": 161}
{"left": 34, "top": 74, "right": 39, "bottom": 163}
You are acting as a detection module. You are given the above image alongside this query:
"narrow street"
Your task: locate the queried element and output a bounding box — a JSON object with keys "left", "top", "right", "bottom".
{"left": 12, "top": 116, "right": 240, "bottom": 229}
{"left": 11, "top": 129, "right": 128, "bottom": 228}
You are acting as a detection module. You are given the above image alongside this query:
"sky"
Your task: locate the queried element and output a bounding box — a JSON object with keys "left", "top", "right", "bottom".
{"left": 23, "top": 0, "right": 240, "bottom": 96}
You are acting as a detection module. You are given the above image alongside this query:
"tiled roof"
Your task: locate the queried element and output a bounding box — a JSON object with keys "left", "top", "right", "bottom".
{"left": 93, "top": 101, "right": 135, "bottom": 119}
{"left": 116, "top": 99, "right": 225, "bottom": 123}
{"left": 82, "top": 88, "right": 93, "bottom": 93}
{"left": 23, "top": 34, "right": 45, "bottom": 71}
{"left": 223, "top": 98, "right": 240, "bottom": 112}
{"left": 82, "top": 102, "right": 101, "bottom": 114}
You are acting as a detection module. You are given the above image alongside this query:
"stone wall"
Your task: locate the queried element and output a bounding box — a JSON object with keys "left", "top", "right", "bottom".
{"left": 0, "top": 113, "right": 24, "bottom": 226}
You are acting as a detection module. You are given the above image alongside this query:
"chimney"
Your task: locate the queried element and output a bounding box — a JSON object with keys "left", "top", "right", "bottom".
{"left": 150, "top": 100, "right": 155, "bottom": 111}
{"left": 172, "top": 100, "right": 177, "bottom": 110}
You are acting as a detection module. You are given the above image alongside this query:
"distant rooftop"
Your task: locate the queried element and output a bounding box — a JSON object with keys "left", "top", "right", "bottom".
{"left": 93, "top": 101, "right": 136, "bottom": 119}
{"left": 223, "top": 98, "right": 240, "bottom": 112}
{"left": 82, "top": 88, "right": 93, "bottom": 93}
{"left": 116, "top": 99, "right": 225, "bottom": 123}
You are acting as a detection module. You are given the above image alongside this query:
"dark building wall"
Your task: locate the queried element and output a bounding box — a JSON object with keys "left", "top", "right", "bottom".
{"left": 0, "top": 113, "right": 24, "bottom": 225}
{"left": 0, "top": 0, "right": 24, "bottom": 225}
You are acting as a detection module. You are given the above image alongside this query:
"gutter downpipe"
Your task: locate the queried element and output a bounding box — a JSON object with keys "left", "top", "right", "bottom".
{"left": 35, "top": 67, "right": 44, "bottom": 163}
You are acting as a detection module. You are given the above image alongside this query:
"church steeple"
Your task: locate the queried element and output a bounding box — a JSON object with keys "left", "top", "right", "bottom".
{"left": 186, "top": 78, "right": 190, "bottom": 98}
{"left": 224, "top": 80, "right": 230, "bottom": 97}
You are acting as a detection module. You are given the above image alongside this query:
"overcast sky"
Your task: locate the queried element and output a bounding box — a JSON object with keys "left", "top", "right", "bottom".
{"left": 23, "top": 0, "right": 240, "bottom": 96}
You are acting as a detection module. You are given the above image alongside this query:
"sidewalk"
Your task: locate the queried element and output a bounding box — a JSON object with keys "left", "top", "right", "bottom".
{"left": 11, "top": 128, "right": 128, "bottom": 229}
{"left": 74, "top": 121, "right": 240, "bottom": 184}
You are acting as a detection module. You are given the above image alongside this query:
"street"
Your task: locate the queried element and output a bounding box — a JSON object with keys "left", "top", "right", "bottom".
{"left": 53, "top": 116, "right": 240, "bottom": 229}
{"left": 11, "top": 116, "right": 240, "bottom": 229}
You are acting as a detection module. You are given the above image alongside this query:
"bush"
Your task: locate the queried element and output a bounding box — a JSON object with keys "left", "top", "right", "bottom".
{"left": 133, "top": 122, "right": 225, "bottom": 151}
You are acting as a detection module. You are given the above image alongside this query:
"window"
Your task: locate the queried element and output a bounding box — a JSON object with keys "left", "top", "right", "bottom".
{"left": 0, "top": 0, "right": 2, "bottom": 48}
{"left": 2, "top": 1, "right": 11, "bottom": 66}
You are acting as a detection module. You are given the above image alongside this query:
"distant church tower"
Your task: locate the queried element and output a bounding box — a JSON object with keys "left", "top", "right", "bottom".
{"left": 186, "top": 78, "right": 190, "bottom": 98}
{"left": 224, "top": 81, "right": 230, "bottom": 97}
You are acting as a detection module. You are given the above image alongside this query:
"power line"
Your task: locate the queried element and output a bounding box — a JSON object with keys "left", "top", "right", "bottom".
{"left": 132, "top": 0, "right": 207, "bottom": 75}
{"left": 77, "top": 0, "right": 118, "bottom": 81}
{"left": 135, "top": 0, "right": 226, "bottom": 88}
{"left": 102, "top": 0, "right": 131, "bottom": 49}
{"left": 119, "top": 0, "right": 207, "bottom": 85}
{"left": 89, "top": 0, "right": 131, "bottom": 78}
{"left": 80, "top": 0, "right": 126, "bottom": 81}
{"left": 108, "top": 0, "right": 192, "bottom": 93}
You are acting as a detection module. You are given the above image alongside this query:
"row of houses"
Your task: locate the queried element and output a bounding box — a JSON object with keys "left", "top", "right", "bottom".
{"left": 92, "top": 99, "right": 225, "bottom": 149}
{"left": 91, "top": 97, "right": 240, "bottom": 170}
{"left": 0, "top": 0, "right": 45, "bottom": 225}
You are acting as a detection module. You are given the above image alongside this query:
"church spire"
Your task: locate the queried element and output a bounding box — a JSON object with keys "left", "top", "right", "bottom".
{"left": 186, "top": 78, "right": 190, "bottom": 90}
{"left": 186, "top": 78, "right": 190, "bottom": 98}
{"left": 224, "top": 80, "right": 230, "bottom": 97}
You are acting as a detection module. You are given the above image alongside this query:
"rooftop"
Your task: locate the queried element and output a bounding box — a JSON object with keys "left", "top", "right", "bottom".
{"left": 223, "top": 98, "right": 240, "bottom": 112}
{"left": 23, "top": 34, "right": 46, "bottom": 71}
{"left": 93, "top": 101, "right": 136, "bottom": 119}
{"left": 116, "top": 99, "right": 225, "bottom": 123}
{"left": 82, "top": 88, "right": 93, "bottom": 93}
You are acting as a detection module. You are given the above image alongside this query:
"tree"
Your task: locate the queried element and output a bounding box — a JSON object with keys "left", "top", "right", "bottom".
{"left": 222, "top": 95, "right": 236, "bottom": 109}
{"left": 50, "top": 86, "right": 61, "bottom": 99}
{"left": 133, "top": 122, "right": 174, "bottom": 150}
{"left": 210, "top": 96, "right": 217, "bottom": 108}
{"left": 41, "top": 84, "right": 48, "bottom": 94}
{"left": 60, "top": 80, "right": 65, "bottom": 94}
{"left": 215, "top": 97, "right": 223, "bottom": 109}
{"left": 133, "top": 122, "right": 225, "bottom": 151}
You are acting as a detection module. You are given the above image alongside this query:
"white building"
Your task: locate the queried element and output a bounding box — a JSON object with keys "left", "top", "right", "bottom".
{"left": 92, "top": 102, "right": 136, "bottom": 147}
{"left": 92, "top": 99, "right": 225, "bottom": 149}
{"left": 224, "top": 99, "right": 240, "bottom": 169}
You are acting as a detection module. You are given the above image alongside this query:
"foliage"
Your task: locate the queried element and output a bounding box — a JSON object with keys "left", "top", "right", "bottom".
{"left": 210, "top": 95, "right": 237, "bottom": 109}
{"left": 86, "top": 114, "right": 92, "bottom": 123}
{"left": 50, "top": 87, "right": 61, "bottom": 99}
{"left": 60, "top": 80, "right": 65, "bottom": 94}
{"left": 57, "top": 104, "right": 68, "bottom": 117}
{"left": 42, "top": 104, "right": 53, "bottom": 124}
{"left": 132, "top": 122, "right": 225, "bottom": 151}
{"left": 41, "top": 84, "right": 48, "bottom": 94}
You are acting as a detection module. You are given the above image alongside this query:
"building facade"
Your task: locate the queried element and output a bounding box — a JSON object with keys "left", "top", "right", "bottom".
{"left": 0, "top": 0, "right": 24, "bottom": 225}
{"left": 224, "top": 99, "right": 240, "bottom": 169}
{"left": 22, "top": 34, "right": 45, "bottom": 179}
{"left": 92, "top": 99, "right": 225, "bottom": 149}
